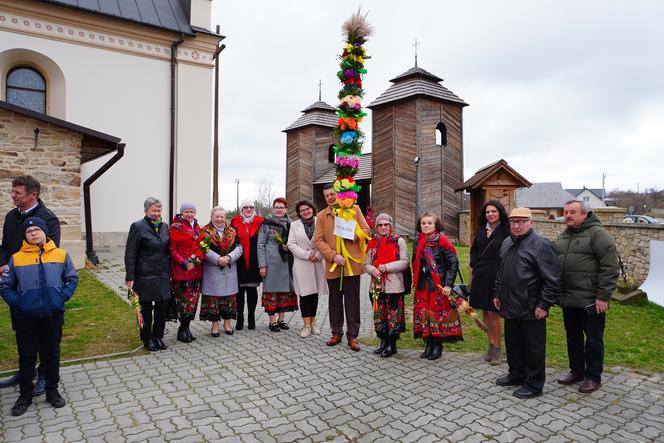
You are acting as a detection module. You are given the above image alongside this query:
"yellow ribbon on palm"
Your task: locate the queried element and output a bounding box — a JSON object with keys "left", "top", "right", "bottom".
{"left": 328, "top": 207, "right": 372, "bottom": 278}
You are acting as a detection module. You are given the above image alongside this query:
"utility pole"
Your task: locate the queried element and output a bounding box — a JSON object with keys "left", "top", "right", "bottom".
{"left": 602, "top": 172, "right": 606, "bottom": 199}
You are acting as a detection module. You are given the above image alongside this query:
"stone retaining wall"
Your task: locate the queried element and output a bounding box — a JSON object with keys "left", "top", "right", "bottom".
{"left": 459, "top": 209, "right": 662, "bottom": 284}
{"left": 534, "top": 220, "right": 663, "bottom": 285}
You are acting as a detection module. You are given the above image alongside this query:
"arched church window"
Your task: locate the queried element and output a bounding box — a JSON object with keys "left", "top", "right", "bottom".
{"left": 328, "top": 145, "right": 336, "bottom": 163}
{"left": 6, "top": 67, "right": 46, "bottom": 113}
{"left": 436, "top": 122, "right": 447, "bottom": 146}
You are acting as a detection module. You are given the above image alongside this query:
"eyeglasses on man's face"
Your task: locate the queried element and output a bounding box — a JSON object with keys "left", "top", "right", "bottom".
{"left": 509, "top": 219, "right": 531, "bottom": 226}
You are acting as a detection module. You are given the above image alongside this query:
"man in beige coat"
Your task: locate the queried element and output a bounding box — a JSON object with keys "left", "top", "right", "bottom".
{"left": 313, "top": 184, "right": 371, "bottom": 351}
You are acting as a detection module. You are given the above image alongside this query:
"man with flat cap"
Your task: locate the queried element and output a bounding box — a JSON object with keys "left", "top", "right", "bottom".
{"left": 493, "top": 207, "right": 559, "bottom": 398}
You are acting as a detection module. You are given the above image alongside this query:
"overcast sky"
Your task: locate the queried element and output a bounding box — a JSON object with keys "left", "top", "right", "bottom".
{"left": 211, "top": 0, "right": 664, "bottom": 210}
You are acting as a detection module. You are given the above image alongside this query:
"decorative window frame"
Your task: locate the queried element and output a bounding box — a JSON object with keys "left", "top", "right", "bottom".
{"left": 0, "top": 48, "right": 66, "bottom": 118}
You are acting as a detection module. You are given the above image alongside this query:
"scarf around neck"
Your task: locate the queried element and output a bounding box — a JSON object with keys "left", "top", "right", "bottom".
{"left": 412, "top": 231, "right": 456, "bottom": 290}
{"left": 231, "top": 214, "right": 264, "bottom": 269}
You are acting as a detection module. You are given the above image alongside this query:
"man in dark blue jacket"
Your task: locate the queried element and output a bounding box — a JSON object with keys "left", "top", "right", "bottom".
{"left": 0, "top": 176, "right": 60, "bottom": 392}
{"left": 493, "top": 207, "right": 559, "bottom": 399}
{"left": 0, "top": 217, "right": 78, "bottom": 416}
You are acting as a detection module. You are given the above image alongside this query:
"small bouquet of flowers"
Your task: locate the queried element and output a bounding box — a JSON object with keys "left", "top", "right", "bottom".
{"left": 188, "top": 234, "right": 211, "bottom": 265}
{"left": 270, "top": 229, "right": 285, "bottom": 246}
{"left": 127, "top": 289, "right": 144, "bottom": 329}
{"left": 370, "top": 275, "right": 380, "bottom": 312}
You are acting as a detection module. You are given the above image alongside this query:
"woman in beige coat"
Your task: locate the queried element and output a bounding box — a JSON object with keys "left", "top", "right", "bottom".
{"left": 287, "top": 200, "right": 328, "bottom": 338}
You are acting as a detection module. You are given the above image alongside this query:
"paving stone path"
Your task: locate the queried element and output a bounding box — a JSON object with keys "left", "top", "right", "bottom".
{"left": 1, "top": 248, "right": 663, "bottom": 442}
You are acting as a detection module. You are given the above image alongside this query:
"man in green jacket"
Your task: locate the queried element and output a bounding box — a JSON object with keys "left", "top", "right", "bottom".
{"left": 554, "top": 199, "right": 619, "bottom": 393}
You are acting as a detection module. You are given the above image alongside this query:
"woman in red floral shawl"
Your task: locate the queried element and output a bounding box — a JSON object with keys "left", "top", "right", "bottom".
{"left": 169, "top": 201, "right": 204, "bottom": 343}
{"left": 412, "top": 212, "right": 462, "bottom": 360}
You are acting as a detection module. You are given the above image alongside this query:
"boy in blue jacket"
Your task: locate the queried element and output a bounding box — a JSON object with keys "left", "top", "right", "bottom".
{"left": 0, "top": 217, "right": 78, "bottom": 416}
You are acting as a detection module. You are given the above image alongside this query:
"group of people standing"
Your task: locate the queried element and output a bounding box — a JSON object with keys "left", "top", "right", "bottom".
{"left": 124, "top": 196, "right": 323, "bottom": 352}
{"left": 468, "top": 199, "right": 619, "bottom": 399}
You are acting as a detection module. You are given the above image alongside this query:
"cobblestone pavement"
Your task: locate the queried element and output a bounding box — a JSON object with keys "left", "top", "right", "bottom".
{"left": 1, "top": 248, "right": 663, "bottom": 442}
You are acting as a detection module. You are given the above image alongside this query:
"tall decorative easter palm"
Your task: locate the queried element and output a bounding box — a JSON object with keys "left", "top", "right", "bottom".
{"left": 329, "top": 10, "right": 373, "bottom": 276}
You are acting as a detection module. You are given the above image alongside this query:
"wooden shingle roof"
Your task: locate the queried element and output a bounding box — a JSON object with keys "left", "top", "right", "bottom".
{"left": 368, "top": 66, "right": 468, "bottom": 109}
{"left": 455, "top": 159, "right": 531, "bottom": 192}
{"left": 36, "top": 0, "right": 195, "bottom": 35}
{"left": 283, "top": 101, "right": 338, "bottom": 132}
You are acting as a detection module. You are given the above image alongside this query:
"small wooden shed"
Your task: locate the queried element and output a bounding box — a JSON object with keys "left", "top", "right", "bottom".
{"left": 456, "top": 159, "right": 531, "bottom": 243}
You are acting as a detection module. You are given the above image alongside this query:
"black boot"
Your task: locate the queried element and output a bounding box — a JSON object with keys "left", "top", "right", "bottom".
{"left": 177, "top": 317, "right": 191, "bottom": 343}
{"left": 373, "top": 335, "right": 388, "bottom": 355}
{"left": 185, "top": 316, "right": 196, "bottom": 341}
{"left": 247, "top": 312, "right": 255, "bottom": 330}
{"left": 420, "top": 337, "right": 432, "bottom": 358}
{"left": 247, "top": 289, "right": 258, "bottom": 330}
{"left": 236, "top": 315, "right": 244, "bottom": 331}
{"left": 381, "top": 335, "right": 397, "bottom": 358}
{"left": 428, "top": 338, "right": 443, "bottom": 360}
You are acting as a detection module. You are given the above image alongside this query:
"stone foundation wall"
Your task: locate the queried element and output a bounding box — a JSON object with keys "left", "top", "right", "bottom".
{"left": 459, "top": 210, "right": 470, "bottom": 246}
{"left": 0, "top": 108, "right": 85, "bottom": 268}
{"left": 0, "top": 109, "right": 82, "bottom": 228}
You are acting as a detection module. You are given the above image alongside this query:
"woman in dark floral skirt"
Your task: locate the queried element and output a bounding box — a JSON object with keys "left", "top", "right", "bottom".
{"left": 257, "top": 198, "right": 298, "bottom": 332}
{"left": 412, "top": 212, "right": 462, "bottom": 360}
{"left": 169, "top": 202, "right": 204, "bottom": 343}
{"left": 200, "top": 207, "right": 243, "bottom": 336}
{"left": 364, "top": 213, "right": 409, "bottom": 358}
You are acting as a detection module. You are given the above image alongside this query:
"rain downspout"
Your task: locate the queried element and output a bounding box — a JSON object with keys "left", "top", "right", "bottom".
{"left": 212, "top": 26, "right": 226, "bottom": 206}
{"left": 84, "top": 143, "right": 125, "bottom": 264}
{"left": 169, "top": 36, "right": 185, "bottom": 222}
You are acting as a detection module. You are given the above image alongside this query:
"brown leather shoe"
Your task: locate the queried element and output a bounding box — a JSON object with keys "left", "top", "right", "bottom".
{"left": 326, "top": 335, "right": 342, "bottom": 346}
{"left": 557, "top": 372, "right": 584, "bottom": 385}
{"left": 348, "top": 338, "right": 360, "bottom": 352}
{"left": 578, "top": 379, "right": 601, "bottom": 393}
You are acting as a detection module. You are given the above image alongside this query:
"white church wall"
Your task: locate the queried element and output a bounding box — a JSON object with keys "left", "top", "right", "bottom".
{"left": 175, "top": 62, "right": 214, "bottom": 216}
{"left": 0, "top": 30, "right": 171, "bottom": 234}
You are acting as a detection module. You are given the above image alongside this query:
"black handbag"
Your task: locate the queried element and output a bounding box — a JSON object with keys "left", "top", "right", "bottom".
{"left": 452, "top": 269, "right": 471, "bottom": 300}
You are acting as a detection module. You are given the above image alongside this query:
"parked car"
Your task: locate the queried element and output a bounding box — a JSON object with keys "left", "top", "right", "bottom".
{"left": 622, "top": 215, "right": 663, "bottom": 225}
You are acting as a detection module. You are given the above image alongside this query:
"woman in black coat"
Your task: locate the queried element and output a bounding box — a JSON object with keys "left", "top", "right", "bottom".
{"left": 125, "top": 197, "right": 171, "bottom": 352}
{"left": 469, "top": 200, "right": 510, "bottom": 365}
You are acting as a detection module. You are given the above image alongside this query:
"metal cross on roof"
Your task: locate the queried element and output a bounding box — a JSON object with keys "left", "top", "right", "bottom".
{"left": 318, "top": 80, "right": 322, "bottom": 101}
{"left": 412, "top": 38, "right": 420, "bottom": 67}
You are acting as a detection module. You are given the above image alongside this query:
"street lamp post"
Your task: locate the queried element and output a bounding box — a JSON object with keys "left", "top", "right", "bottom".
{"left": 235, "top": 179, "right": 240, "bottom": 213}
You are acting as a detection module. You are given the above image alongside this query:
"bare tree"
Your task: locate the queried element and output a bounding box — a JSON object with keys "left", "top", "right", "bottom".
{"left": 254, "top": 178, "right": 275, "bottom": 216}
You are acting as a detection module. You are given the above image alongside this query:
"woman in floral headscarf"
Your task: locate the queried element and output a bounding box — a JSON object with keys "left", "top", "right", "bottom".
{"left": 257, "top": 197, "right": 298, "bottom": 332}
{"left": 412, "top": 212, "right": 462, "bottom": 361}
{"left": 200, "top": 207, "right": 243, "bottom": 336}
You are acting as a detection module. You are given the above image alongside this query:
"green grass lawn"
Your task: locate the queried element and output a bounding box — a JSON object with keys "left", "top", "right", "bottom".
{"left": 363, "top": 243, "right": 664, "bottom": 373}
{"left": 0, "top": 270, "right": 143, "bottom": 372}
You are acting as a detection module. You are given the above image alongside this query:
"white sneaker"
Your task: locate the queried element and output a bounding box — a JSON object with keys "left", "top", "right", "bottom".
{"left": 311, "top": 323, "right": 321, "bottom": 335}
{"left": 299, "top": 326, "right": 311, "bottom": 338}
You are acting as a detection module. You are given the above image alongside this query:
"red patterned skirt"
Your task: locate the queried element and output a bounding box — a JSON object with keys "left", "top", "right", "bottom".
{"left": 372, "top": 292, "right": 406, "bottom": 337}
{"left": 171, "top": 279, "right": 201, "bottom": 318}
{"left": 200, "top": 295, "right": 237, "bottom": 322}
{"left": 262, "top": 291, "right": 298, "bottom": 315}
{"left": 413, "top": 287, "right": 463, "bottom": 341}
